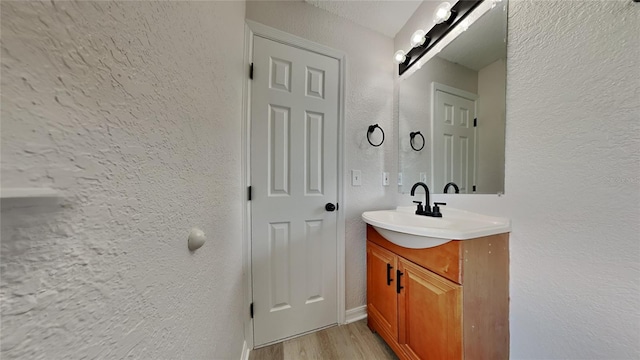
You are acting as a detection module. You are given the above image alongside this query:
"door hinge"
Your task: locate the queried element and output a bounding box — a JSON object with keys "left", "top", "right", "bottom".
{"left": 250, "top": 303, "right": 254, "bottom": 319}
{"left": 473, "top": 118, "right": 477, "bottom": 127}
{"left": 472, "top": 185, "right": 477, "bottom": 192}
{"left": 249, "top": 63, "right": 254, "bottom": 80}
{"left": 248, "top": 186, "right": 252, "bottom": 201}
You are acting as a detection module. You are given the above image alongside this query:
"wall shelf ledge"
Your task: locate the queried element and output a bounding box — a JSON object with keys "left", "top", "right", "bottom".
{"left": 1, "top": 188, "right": 61, "bottom": 199}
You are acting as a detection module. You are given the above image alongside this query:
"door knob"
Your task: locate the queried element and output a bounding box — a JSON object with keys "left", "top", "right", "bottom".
{"left": 325, "top": 203, "right": 336, "bottom": 212}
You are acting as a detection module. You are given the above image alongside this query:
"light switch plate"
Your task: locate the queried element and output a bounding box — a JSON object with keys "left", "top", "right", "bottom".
{"left": 398, "top": 172, "right": 403, "bottom": 186}
{"left": 382, "top": 172, "right": 389, "bottom": 186}
{"left": 420, "top": 172, "right": 427, "bottom": 183}
{"left": 352, "top": 170, "right": 362, "bottom": 186}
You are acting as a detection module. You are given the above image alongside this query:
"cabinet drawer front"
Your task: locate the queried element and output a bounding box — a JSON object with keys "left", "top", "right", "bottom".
{"left": 367, "top": 225, "right": 462, "bottom": 284}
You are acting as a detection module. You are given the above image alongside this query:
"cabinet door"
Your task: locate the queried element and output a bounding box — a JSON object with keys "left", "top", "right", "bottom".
{"left": 398, "top": 258, "right": 462, "bottom": 360}
{"left": 367, "top": 241, "right": 398, "bottom": 342}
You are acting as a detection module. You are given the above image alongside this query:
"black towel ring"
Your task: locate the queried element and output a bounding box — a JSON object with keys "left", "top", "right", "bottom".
{"left": 367, "top": 124, "right": 385, "bottom": 147}
{"left": 410, "top": 131, "right": 425, "bottom": 151}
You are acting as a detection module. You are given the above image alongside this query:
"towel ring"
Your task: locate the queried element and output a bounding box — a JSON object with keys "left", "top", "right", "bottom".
{"left": 443, "top": 182, "right": 460, "bottom": 194}
{"left": 410, "top": 131, "right": 425, "bottom": 151}
{"left": 367, "top": 124, "right": 385, "bottom": 147}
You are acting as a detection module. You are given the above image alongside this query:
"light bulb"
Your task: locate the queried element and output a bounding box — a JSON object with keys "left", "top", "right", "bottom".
{"left": 433, "top": 2, "right": 453, "bottom": 24}
{"left": 460, "top": 19, "right": 470, "bottom": 31}
{"left": 394, "top": 50, "right": 407, "bottom": 64}
{"left": 410, "top": 29, "right": 427, "bottom": 47}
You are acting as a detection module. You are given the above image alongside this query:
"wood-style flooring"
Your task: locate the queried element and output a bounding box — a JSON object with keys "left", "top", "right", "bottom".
{"left": 249, "top": 319, "right": 398, "bottom": 360}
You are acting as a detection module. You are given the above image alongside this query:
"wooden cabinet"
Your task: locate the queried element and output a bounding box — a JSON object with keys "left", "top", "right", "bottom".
{"left": 366, "top": 225, "right": 509, "bottom": 360}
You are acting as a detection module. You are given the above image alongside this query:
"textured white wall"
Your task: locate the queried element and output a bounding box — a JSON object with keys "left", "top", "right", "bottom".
{"left": 476, "top": 59, "right": 506, "bottom": 194}
{"left": 398, "top": 0, "right": 640, "bottom": 358}
{"left": 246, "top": 0, "right": 396, "bottom": 310}
{"left": 1, "top": 1, "right": 246, "bottom": 359}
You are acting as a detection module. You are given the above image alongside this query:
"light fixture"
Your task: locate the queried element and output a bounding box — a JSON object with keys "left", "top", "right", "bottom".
{"left": 397, "top": 0, "right": 483, "bottom": 76}
{"left": 393, "top": 50, "right": 407, "bottom": 64}
{"left": 410, "top": 29, "right": 427, "bottom": 47}
{"left": 433, "top": 2, "right": 453, "bottom": 24}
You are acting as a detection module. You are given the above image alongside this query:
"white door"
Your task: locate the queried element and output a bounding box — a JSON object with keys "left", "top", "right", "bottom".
{"left": 433, "top": 90, "right": 476, "bottom": 193}
{"left": 250, "top": 36, "right": 339, "bottom": 347}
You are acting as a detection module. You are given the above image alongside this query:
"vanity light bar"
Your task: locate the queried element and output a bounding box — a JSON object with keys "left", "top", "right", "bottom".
{"left": 398, "top": 0, "right": 483, "bottom": 76}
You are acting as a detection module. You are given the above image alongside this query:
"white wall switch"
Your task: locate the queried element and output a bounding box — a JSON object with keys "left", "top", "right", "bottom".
{"left": 420, "top": 172, "right": 427, "bottom": 183}
{"left": 352, "top": 170, "right": 362, "bottom": 186}
{"left": 398, "top": 172, "right": 403, "bottom": 186}
{"left": 382, "top": 172, "right": 390, "bottom": 186}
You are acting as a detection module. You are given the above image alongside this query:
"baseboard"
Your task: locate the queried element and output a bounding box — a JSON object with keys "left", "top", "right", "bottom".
{"left": 240, "top": 340, "right": 250, "bottom": 360}
{"left": 345, "top": 305, "right": 367, "bottom": 324}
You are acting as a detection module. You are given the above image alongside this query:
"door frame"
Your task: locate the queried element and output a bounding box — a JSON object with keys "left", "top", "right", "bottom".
{"left": 241, "top": 20, "right": 347, "bottom": 349}
{"left": 430, "top": 82, "right": 478, "bottom": 193}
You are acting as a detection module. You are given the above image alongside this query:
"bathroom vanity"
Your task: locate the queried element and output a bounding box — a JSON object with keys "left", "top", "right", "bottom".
{"left": 366, "top": 225, "right": 509, "bottom": 359}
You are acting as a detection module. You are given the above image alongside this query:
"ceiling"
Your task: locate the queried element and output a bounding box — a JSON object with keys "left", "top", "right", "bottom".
{"left": 437, "top": 5, "right": 507, "bottom": 71}
{"left": 304, "top": 0, "right": 424, "bottom": 38}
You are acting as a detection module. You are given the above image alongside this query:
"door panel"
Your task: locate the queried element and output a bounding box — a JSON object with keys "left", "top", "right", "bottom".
{"left": 433, "top": 90, "right": 476, "bottom": 193}
{"left": 304, "top": 219, "right": 324, "bottom": 303}
{"left": 251, "top": 36, "right": 339, "bottom": 346}
{"left": 269, "top": 105, "right": 290, "bottom": 196}
{"left": 305, "top": 111, "right": 324, "bottom": 195}
{"left": 268, "top": 222, "right": 291, "bottom": 311}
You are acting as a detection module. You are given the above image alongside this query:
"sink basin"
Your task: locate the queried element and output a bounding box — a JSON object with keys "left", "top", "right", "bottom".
{"left": 362, "top": 206, "right": 510, "bottom": 249}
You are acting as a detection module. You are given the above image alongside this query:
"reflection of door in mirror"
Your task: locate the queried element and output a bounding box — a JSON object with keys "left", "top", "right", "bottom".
{"left": 433, "top": 86, "right": 477, "bottom": 194}
{"left": 398, "top": 57, "right": 478, "bottom": 195}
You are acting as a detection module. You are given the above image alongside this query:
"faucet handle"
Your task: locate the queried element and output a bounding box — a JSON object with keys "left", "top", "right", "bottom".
{"left": 432, "top": 202, "right": 447, "bottom": 217}
{"left": 412, "top": 201, "right": 424, "bottom": 215}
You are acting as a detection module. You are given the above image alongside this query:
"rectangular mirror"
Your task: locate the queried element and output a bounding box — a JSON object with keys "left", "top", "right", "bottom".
{"left": 398, "top": 2, "right": 507, "bottom": 194}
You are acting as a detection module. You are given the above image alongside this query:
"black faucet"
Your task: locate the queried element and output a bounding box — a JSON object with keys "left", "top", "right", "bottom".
{"left": 410, "top": 182, "right": 431, "bottom": 216}
{"left": 443, "top": 182, "right": 459, "bottom": 194}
